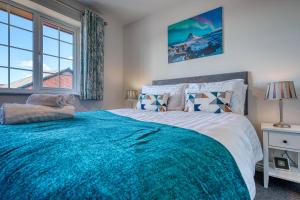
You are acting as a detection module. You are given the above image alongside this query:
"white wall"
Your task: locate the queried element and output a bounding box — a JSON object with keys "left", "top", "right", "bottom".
{"left": 101, "top": 11, "right": 124, "bottom": 109}
{"left": 123, "top": 0, "right": 300, "bottom": 140}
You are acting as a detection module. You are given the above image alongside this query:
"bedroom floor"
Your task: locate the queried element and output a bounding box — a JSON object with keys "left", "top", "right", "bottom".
{"left": 255, "top": 172, "right": 300, "bottom": 200}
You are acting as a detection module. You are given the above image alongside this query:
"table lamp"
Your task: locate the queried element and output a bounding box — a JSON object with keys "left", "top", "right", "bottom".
{"left": 126, "top": 89, "right": 138, "bottom": 108}
{"left": 265, "top": 81, "right": 297, "bottom": 128}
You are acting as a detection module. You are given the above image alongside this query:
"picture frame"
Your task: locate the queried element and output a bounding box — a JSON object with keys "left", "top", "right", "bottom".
{"left": 168, "top": 7, "right": 223, "bottom": 63}
{"left": 273, "top": 157, "right": 290, "bottom": 171}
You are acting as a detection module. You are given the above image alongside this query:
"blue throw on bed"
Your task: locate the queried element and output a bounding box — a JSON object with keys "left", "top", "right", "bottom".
{"left": 0, "top": 111, "right": 250, "bottom": 200}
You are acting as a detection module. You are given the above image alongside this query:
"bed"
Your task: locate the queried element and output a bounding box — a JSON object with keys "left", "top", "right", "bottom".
{"left": 0, "top": 72, "right": 262, "bottom": 200}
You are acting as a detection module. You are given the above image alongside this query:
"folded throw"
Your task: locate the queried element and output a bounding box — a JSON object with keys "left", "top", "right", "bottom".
{"left": 0, "top": 104, "right": 75, "bottom": 125}
{"left": 61, "top": 94, "right": 76, "bottom": 105}
{"left": 26, "top": 94, "right": 66, "bottom": 107}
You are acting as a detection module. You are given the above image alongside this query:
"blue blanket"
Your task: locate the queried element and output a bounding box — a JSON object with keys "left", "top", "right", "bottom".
{"left": 0, "top": 111, "right": 249, "bottom": 200}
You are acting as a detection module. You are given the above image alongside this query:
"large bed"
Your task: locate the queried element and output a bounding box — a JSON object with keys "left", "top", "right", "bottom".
{"left": 0, "top": 72, "right": 262, "bottom": 200}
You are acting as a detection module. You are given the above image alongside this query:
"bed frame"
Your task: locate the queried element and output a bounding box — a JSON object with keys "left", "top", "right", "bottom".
{"left": 152, "top": 71, "right": 249, "bottom": 115}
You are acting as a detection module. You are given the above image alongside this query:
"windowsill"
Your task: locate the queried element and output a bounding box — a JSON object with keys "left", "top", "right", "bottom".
{"left": 0, "top": 89, "right": 79, "bottom": 96}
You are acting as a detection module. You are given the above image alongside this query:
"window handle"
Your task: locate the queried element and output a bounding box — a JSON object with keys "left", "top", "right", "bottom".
{"left": 283, "top": 140, "right": 288, "bottom": 144}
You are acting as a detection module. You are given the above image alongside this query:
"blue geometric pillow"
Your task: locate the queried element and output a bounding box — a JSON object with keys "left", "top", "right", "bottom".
{"left": 136, "top": 93, "right": 169, "bottom": 112}
{"left": 184, "top": 91, "right": 233, "bottom": 113}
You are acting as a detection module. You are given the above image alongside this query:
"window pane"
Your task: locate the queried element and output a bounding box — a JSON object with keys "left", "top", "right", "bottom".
{"left": 0, "top": 67, "right": 8, "bottom": 88}
{"left": 60, "top": 58, "right": 72, "bottom": 71}
{"left": 10, "top": 6, "right": 33, "bottom": 30}
{"left": 43, "top": 24, "right": 58, "bottom": 39}
{"left": 60, "top": 42, "right": 73, "bottom": 59}
{"left": 10, "top": 48, "right": 33, "bottom": 70}
{"left": 60, "top": 30, "right": 73, "bottom": 43}
{"left": 59, "top": 75, "right": 72, "bottom": 89}
{"left": 0, "top": 3, "right": 8, "bottom": 23}
{"left": 0, "top": 23, "right": 8, "bottom": 45}
{"left": 0, "top": 45, "right": 8, "bottom": 67}
{"left": 43, "top": 55, "right": 58, "bottom": 73}
{"left": 11, "top": 27, "right": 33, "bottom": 50}
{"left": 43, "top": 37, "right": 58, "bottom": 56}
{"left": 10, "top": 69, "right": 32, "bottom": 89}
{"left": 43, "top": 73, "right": 59, "bottom": 88}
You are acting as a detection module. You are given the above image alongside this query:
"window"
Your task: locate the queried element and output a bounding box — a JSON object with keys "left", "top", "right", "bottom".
{"left": 0, "top": 1, "right": 79, "bottom": 94}
{"left": 42, "top": 21, "right": 74, "bottom": 89}
{"left": 0, "top": 3, "right": 33, "bottom": 89}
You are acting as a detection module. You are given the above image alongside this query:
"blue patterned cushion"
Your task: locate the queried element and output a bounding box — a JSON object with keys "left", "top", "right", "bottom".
{"left": 136, "top": 93, "right": 169, "bottom": 112}
{"left": 185, "top": 91, "right": 233, "bottom": 113}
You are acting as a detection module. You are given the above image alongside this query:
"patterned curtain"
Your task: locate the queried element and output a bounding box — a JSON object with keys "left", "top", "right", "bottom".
{"left": 80, "top": 10, "right": 105, "bottom": 100}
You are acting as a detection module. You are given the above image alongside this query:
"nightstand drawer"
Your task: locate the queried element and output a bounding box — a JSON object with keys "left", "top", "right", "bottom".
{"left": 269, "top": 131, "right": 300, "bottom": 150}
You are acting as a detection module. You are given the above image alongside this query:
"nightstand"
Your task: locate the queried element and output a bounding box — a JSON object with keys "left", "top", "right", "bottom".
{"left": 262, "top": 123, "right": 300, "bottom": 188}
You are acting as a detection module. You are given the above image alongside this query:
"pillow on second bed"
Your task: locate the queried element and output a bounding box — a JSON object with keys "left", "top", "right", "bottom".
{"left": 136, "top": 93, "right": 169, "bottom": 112}
{"left": 185, "top": 91, "right": 233, "bottom": 113}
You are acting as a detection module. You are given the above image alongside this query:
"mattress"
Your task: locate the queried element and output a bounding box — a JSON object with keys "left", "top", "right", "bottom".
{"left": 110, "top": 109, "right": 263, "bottom": 199}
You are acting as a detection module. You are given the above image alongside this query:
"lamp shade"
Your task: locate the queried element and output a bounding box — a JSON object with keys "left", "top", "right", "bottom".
{"left": 126, "top": 89, "right": 138, "bottom": 100}
{"left": 265, "top": 81, "right": 297, "bottom": 100}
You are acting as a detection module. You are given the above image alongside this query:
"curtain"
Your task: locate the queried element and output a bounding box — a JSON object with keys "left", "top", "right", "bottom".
{"left": 80, "top": 10, "right": 105, "bottom": 100}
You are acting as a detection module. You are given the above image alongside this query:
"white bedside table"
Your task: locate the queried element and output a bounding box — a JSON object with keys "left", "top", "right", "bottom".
{"left": 262, "top": 123, "right": 300, "bottom": 188}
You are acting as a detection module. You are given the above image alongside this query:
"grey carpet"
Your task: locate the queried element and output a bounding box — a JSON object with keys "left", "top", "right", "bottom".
{"left": 255, "top": 172, "right": 300, "bottom": 200}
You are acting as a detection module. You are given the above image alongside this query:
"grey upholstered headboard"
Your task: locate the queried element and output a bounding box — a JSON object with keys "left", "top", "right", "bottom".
{"left": 152, "top": 71, "right": 248, "bottom": 115}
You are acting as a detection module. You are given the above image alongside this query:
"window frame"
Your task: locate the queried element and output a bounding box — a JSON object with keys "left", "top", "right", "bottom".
{"left": 0, "top": 0, "right": 80, "bottom": 95}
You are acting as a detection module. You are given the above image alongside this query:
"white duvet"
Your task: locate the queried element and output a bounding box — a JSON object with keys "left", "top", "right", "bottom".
{"left": 110, "top": 109, "right": 263, "bottom": 200}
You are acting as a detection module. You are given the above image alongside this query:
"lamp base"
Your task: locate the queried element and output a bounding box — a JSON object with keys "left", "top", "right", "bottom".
{"left": 273, "top": 122, "right": 291, "bottom": 128}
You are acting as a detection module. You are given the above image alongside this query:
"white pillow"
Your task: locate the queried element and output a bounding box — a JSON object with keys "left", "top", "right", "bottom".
{"left": 142, "top": 84, "right": 187, "bottom": 111}
{"left": 186, "top": 79, "right": 247, "bottom": 114}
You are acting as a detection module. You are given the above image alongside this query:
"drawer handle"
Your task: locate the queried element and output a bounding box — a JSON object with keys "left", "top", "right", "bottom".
{"left": 283, "top": 140, "right": 288, "bottom": 144}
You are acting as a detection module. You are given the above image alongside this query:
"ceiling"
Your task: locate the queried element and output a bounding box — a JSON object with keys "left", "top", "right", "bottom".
{"left": 77, "top": 0, "right": 186, "bottom": 25}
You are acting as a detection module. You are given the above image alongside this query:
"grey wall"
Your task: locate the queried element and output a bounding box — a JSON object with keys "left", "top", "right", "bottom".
{"left": 0, "top": 0, "right": 124, "bottom": 111}
{"left": 123, "top": 0, "right": 300, "bottom": 141}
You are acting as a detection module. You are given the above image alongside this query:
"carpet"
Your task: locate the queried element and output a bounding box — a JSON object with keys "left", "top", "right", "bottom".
{"left": 255, "top": 172, "right": 300, "bottom": 200}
